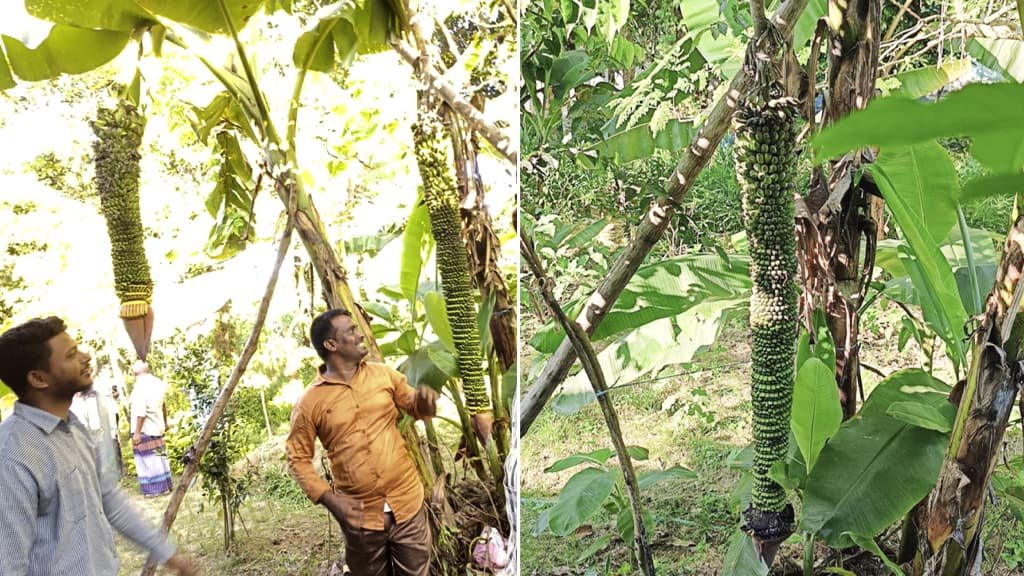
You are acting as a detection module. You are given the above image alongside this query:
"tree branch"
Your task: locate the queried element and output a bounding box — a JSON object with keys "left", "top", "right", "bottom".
{"left": 521, "top": 234, "right": 655, "bottom": 576}
{"left": 139, "top": 214, "right": 294, "bottom": 576}
{"left": 521, "top": 0, "right": 811, "bottom": 435}
{"left": 392, "top": 39, "right": 517, "bottom": 165}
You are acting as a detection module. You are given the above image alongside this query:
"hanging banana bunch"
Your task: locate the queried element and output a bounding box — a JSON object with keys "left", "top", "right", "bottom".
{"left": 91, "top": 96, "right": 154, "bottom": 360}
{"left": 735, "top": 24, "right": 800, "bottom": 563}
{"left": 413, "top": 108, "right": 493, "bottom": 444}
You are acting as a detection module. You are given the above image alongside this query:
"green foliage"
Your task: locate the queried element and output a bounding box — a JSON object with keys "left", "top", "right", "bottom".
{"left": 292, "top": 3, "right": 360, "bottom": 71}
{"left": 874, "top": 143, "right": 961, "bottom": 245}
{"left": 870, "top": 144, "right": 968, "bottom": 371}
{"left": 872, "top": 224, "right": 1000, "bottom": 341}
{"left": 526, "top": 242, "right": 751, "bottom": 413}
{"left": 435, "top": 5, "right": 514, "bottom": 100}
{"left": 720, "top": 529, "right": 769, "bottom": 576}
{"left": 681, "top": 147, "right": 745, "bottom": 243}
{"left": 882, "top": 60, "right": 972, "bottom": 100}
{"left": 524, "top": 147, "right": 745, "bottom": 266}
{"left": 1, "top": 26, "right": 129, "bottom": 88}
{"left": 131, "top": 0, "right": 262, "bottom": 34}
{"left": 189, "top": 91, "right": 258, "bottom": 147}
{"left": 1001, "top": 530, "right": 1024, "bottom": 573}
{"left": 528, "top": 219, "right": 750, "bottom": 352}
{"left": 26, "top": 151, "right": 92, "bottom": 201}
{"left": 422, "top": 291, "right": 455, "bottom": 353}
{"left": 7, "top": 0, "right": 266, "bottom": 92}
{"left": 541, "top": 467, "right": 619, "bottom": 536}
{"left": 534, "top": 445, "right": 694, "bottom": 567}
{"left": 724, "top": 369, "right": 958, "bottom": 565}
{"left": 791, "top": 357, "right": 841, "bottom": 474}
{"left": 799, "top": 370, "right": 951, "bottom": 548}
{"left": 845, "top": 532, "right": 907, "bottom": 576}
{"left": 186, "top": 90, "right": 261, "bottom": 260}
{"left": 292, "top": 0, "right": 407, "bottom": 70}
{"left": 0, "top": 260, "right": 26, "bottom": 333}
{"left": 252, "top": 463, "right": 309, "bottom": 507}
{"left": 884, "top": 401, "right": 954, "bottom": 433}
{"left": 26, "top": 0, "right": 154, "bottom": 31}
{"left": 677, "top": 0, "right": 743, "bottom": 77}
{"left": 812, "top": 83, "right": 1024, "bottom": 174}
{"left": 962, "top": 174, "right": 1024, "bottom": 210}
{"left": 202, "top": 132, "right": 257, "bottom": 260}
{"left": 521, "top": 0, "right": 644, "bottom": 154}
{"left": 993, "top": 456, "right": 1024, "bottom": 523}
{"left": 400, "top": 342, "right": 453, "bottom": 391}
{"left": 522, "top": 213, "right": 616, "bottom": 303}
{"left": 722, "top": 370, "right": 957, "bottom": 569}
{"left": 968, "top": 38, "right": 1024, "bottom": 83}
{"left": 400, "top": 198, "right": 432, "bottom": 309}
{"left": 587, "top": 119, "right": 694, "bottom": 165}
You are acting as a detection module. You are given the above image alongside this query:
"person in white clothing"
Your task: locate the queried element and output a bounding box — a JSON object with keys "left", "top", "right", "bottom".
{"left": 128, "top": 361, "right": 172, "bottom": 497}
{"left": 70, "top": 367, "right": 124, "bottom": 479}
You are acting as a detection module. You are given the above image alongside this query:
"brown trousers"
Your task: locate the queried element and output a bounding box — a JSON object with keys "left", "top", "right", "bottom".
{"left": 340, "top": 504, "right": 430, "bottom": 576}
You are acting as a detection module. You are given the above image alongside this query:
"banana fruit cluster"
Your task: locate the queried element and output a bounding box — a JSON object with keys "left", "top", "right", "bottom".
{"left": 413, "top": 111, "right": 490, "bottom": 416}
{"left": 91, "top": 100, "right": 153, "bottom": 320}
{"left": 735, "top": 96, "right": 800, "bottom": 515}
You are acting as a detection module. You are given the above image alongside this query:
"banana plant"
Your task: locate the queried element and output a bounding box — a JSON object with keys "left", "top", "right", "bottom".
{"left": 812, "top": 80, "right": 1024, "bottom": 576}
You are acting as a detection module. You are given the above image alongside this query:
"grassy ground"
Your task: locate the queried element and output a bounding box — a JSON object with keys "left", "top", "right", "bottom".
{"left": 115, "top": 445, "right": 344, "bottom": 575}
{"left": 113, "top": 424, "right": 504, "bottom": 575}
{"left": 520, "top": 306, "right": 1024, "bottom": 575}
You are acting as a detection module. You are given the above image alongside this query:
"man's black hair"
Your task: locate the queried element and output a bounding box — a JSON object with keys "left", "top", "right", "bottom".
{"left": 310, "top": 309, "right": 352, "bottom": 360}
{"left": 0, "top": 316, "right": 66, "bottom": 397}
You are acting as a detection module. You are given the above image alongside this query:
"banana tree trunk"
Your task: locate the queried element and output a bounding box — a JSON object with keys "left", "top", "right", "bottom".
{"left": 909, "top": 217, "right": 1024, "bottom": 575}
{"left": 795, "top": 0, "right": 881, "bottom": 420}
{"left": 266, "top": 161, "right": 382, "bottom": 361}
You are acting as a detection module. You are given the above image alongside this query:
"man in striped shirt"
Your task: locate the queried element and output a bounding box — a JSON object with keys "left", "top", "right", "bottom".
{"left": 0, "top": 316, "right": 197, "bottom": 575}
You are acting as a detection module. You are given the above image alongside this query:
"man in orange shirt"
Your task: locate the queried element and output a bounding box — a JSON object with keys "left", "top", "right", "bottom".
{"left": 286, "top": 309, "right": 439, "bottom": 576}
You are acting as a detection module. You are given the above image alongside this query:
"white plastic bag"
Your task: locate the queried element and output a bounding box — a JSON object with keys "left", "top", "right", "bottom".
{"left": 471, "top": 525, "right": 509, "bottom": 571}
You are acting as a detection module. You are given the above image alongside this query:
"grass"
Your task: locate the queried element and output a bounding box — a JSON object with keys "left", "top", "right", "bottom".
{"left": 113, "top": 416, "right": 504, "bottom": 575}
{"left": 521, "top": 308, "right": 1024, "bottom": 575}
{"left": 114, "top": 447, "right": 343, "bottom": 575}
{"left": 522, "top": 319, "right": 755, "bottom": 575}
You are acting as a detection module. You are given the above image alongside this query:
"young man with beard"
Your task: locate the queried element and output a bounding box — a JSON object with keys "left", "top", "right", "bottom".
{"left": 0, "top": 316, "right": 197, "bottom": 575}
{"left": 287, "top": 309, "right": 440, "bottom": 576}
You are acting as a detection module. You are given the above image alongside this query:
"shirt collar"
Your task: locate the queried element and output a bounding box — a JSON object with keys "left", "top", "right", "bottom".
{"left": 314, "top": 359, "right": 368, "bottom": 386}
{"left": 13, "top": 401, "right": 80, "bottom": 434}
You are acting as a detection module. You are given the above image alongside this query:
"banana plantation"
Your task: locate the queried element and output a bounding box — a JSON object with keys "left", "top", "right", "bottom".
{"left": 0, "top": 0, "right": 517, "bottom": 574}
{"left": 521, "top": 0, "right": 1024, "bottom": 573}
